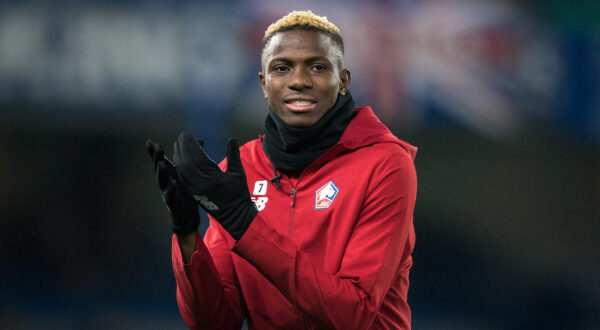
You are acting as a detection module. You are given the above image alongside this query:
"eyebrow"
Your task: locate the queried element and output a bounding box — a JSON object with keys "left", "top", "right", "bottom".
{"left": 269, "top": 56, "right": 332, "bottom": 66}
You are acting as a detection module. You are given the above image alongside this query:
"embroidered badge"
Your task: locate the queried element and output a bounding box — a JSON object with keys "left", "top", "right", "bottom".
{"left": 315, "top": 180, "right": 339, "bottom": 209}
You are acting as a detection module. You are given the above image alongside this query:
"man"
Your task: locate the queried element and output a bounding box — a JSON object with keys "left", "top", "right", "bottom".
{"left": 147, "top": 10, "right": 417, "bottom": 329}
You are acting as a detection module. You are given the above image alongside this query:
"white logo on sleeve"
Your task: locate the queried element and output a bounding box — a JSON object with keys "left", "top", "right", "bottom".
{"left": 253, "top": 180, "right": 268, "bottom": 195}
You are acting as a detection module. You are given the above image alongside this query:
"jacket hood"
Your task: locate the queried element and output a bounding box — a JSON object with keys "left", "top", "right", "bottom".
{"left": 338, "top": 106, "right": 417, "bottom": 160}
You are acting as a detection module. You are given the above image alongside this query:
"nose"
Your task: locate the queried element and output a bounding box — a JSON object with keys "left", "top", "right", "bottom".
{"left": 288, "top": 68, "right": 312, "bottom": 90}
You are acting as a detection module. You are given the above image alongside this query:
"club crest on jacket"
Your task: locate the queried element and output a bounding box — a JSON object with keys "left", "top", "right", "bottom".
{"left": 315, "top": 180, "right": 339, "bottom": 209}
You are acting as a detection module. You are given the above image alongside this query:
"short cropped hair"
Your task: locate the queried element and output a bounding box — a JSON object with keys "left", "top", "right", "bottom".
{"left": 262, "top": 10, "right": 345, "bottom": 68}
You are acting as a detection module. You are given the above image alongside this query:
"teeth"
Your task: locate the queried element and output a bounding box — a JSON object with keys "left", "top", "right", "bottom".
{"left": 290, "top": 100, "right": 312, "bottom": 105}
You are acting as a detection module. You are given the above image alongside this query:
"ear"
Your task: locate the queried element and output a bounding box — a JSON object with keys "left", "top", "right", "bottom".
{"left": 258, "top": 72, "right": 268, "bottom": 99}
{"left": 338, "top": 69, "right": 351, "bottom": 95}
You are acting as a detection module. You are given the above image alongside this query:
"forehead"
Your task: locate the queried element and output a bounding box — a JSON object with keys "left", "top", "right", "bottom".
{"left": 262, "top": 30, "right": 338, "bottom": 64}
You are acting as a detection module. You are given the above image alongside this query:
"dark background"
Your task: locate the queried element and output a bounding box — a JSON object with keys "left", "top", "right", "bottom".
{"left": 1, "top": 1, "right": 599, "bottom": 329}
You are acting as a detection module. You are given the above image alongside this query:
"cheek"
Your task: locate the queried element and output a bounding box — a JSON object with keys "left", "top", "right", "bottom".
{"left": 326, "top": 75, "right": 341, "bottom": 91}
{"left": 265, "top": 77, "right": 282, "bottom": 93}
{"left": 325, "top": 80, "right": 340, "bottom": 98}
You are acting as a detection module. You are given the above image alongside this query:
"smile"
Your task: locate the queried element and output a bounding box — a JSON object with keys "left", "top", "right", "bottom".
{"left": 285, "top": 99, "right": 316, "bottom": 112}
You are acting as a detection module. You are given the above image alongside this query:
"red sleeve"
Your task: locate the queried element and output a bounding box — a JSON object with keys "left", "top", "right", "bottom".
{"left": 172, "top": 221, "right": 246, "bottom": 329}
{"left": 232, "top": 152, "right": 417, "bottom": 329}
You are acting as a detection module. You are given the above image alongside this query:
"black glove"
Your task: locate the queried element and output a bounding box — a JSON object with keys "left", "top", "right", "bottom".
{"left": 146, "top": 139, "right": 201, "bottom": 236}
{"left": 173, "top": 132, "right": 257, "bottom": 240}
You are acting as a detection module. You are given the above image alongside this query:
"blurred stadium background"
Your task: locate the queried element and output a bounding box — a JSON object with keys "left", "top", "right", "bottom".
{"left": 1, "top": 0, "right": 598, "bottom": 329}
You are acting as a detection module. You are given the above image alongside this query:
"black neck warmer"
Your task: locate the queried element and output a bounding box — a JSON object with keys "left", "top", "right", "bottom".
{"left": 262, "top": 91, "right": 356, "bottom": 173}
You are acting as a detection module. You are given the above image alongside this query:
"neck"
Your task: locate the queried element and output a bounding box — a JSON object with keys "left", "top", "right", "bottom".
{"left": 261, "top": 91, "right": 356, "bottom": 172}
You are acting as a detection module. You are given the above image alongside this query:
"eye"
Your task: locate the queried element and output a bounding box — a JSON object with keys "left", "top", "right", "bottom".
{"left": 272, "top": 65, "right": 289, "bottom": 73}
{"left": 311, "top": 64, "right": 328, "bottom": 72}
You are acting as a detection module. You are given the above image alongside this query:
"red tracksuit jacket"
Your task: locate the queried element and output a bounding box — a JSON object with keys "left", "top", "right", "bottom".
{"left": 171, "top": 106, "right": 417, "bottom": 329}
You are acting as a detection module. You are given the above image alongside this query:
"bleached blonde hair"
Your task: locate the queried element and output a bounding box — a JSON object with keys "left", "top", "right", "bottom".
{"left": 262, "top": 10, "right": 345, "bottom": 68}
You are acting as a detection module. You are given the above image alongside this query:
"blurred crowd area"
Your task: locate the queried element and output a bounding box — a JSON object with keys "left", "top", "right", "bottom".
{"left": 1, "top": 0, "right": 599, "bottom": 329}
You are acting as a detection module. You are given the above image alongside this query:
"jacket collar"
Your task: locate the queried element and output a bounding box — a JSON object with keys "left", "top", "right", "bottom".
{"left": 337, "top": 106, "right": 418, "bottom": 160}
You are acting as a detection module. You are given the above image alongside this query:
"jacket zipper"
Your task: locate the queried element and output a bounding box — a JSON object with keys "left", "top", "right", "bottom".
{"left": 285, "top": 180, "right": 304, "bottom": 326}
{"left": 289, "top": 187, "right": 296, "bottom": 240}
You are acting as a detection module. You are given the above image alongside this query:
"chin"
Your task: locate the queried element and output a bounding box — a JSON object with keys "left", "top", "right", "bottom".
{"left": 284, "top": 118, "right": 315, "bottom": 128}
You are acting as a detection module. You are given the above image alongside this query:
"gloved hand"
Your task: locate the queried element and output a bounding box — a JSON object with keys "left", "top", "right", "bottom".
{"left": 146, "top": 139, "right": 201, "bottom": 236}
{"left": 173, "top": 132, "right": 257, "bottom": 240}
